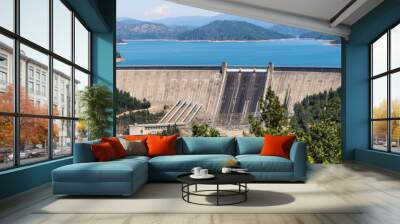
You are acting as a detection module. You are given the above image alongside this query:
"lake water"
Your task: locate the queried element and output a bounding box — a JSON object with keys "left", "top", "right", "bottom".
{"left": 117, "top": 39, "right": 341, "bottom": 67}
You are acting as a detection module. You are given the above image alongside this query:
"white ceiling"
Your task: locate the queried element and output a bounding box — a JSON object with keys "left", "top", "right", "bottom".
{"left": 168, "top": 0, "right": 384, "bottom": 38}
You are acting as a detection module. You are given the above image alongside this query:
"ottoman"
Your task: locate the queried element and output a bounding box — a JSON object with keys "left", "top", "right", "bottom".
{"left": 52, "top": 158, "right": 148, "bottom": 196}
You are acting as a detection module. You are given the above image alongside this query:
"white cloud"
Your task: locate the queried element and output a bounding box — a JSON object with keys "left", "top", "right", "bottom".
{"left": 144, "top": 4, "right": 171, "bottom": 18}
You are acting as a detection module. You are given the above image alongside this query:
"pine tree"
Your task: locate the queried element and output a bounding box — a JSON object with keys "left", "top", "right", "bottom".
{"left": 292, "top": 87, "right": 342, "bottom": 164}
{"left": 298, "top": 120, "right": 342, "bottom": 164}
{"left": 191, "top": 123, "right": 221, "bottom": 137}
{"left": 248, "top": 86, "right": 289, "bottom": 136}
{"left": 291, "top": 88, "right": 341, "bottom": 131}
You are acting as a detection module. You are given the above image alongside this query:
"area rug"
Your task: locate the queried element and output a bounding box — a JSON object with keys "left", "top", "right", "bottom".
{"left": 37, "top": 183, "right": 361, "bottom": 214}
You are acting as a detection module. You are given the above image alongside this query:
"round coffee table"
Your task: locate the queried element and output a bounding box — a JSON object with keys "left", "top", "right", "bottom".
{"left": 177, "top": 173, "right": 255, "bottom": 206}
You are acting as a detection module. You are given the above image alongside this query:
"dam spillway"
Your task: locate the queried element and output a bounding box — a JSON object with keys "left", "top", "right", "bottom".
{"left": 116, "top": 63, "right": 341, "bottom": 128}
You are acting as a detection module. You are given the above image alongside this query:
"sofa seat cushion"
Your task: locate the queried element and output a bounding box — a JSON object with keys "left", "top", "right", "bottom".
{"left": 149, "top": 155, "right": 235, "bottom": 172}
{"left": 236, "top": 155, "right": 293, "bottom": 172}
{"left": 53, "top": 159, "right": 147, "bottom": 183}
{"left": 117, "top": 155, "right": 150, "bottom": 163}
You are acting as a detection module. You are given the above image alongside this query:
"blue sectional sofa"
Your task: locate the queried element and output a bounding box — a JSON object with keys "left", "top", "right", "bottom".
{"left": 52, "top": 137, "right": 306, "bottom": 196}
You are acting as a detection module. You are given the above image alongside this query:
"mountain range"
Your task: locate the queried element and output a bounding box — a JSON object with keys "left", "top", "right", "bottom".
{"left": 177, "top": 20, "right": 290, "bottom": 41}
{"left": 117, "top": 15, "right": 339, "bottom": 42}
{"left": 151, "top": 14, "right": 274, "bottom": 29}
{"left": 117, "top": 20, "right": 189, "bottom": 40}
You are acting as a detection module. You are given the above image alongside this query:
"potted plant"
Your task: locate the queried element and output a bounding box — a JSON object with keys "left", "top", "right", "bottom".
{"left": 79, "top": 84, "right": 113, "bottom": 140}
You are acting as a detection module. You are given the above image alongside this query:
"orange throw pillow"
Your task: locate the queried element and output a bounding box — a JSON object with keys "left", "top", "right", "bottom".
{"left": 101, "top": 137, "right": 127, "bottom": 158}
{"left": 124, "top": 135, "right": 148, "bottom": 141}
{"left": 146, "top": 135, "right": 178, "bottom": 157}
{"left": 91, "top": 142, "right": 117, "bottom": 162}
{"left": 260, "top": 135, "right": 296, "bottom": 159}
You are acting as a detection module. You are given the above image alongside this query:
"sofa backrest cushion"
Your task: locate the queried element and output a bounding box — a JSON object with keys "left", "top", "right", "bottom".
{"left": 180, "top": 137, "right": 235, "bottom": 155}
{"left": 236, "top": 137, "right": 264, "bottom": 155}
{"left": 73, "top": 140, "right": 100, "bottom": 163}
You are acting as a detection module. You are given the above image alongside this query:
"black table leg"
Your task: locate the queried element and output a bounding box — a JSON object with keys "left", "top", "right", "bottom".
{"left": 216, "top": 184, "right": 219, "bottom": 206}
{"left": 245, "top": 183, "right": 247, "bottom": 201}
{"left": 187, "top": 184, "right": 190, "bottom": 202}
{"left": 181, "top": 184, "right": 183, "bottom": 199}
{"left": 195, "top": 184, "right": 198, "bottom": 192}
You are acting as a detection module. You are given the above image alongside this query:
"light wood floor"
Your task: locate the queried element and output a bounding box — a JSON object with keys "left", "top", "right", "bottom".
{"left": 1, "top": 162, "right": 400, "bottom": 224}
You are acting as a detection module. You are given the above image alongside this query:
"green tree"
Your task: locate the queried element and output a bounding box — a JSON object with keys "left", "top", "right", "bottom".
{"left": 291, "top": 88, "right": 341, "bottom": 131}
{"left": 119, "top": 110, "right": 165, "bottom": 124}
{"left": 80, "top": 84, "right": 113, "bottom": 140}
{"left": 291, "top": 87, "right": 342, "bottom": 164}
{"left": 116, "top": 89, "right": 150, "bottom": 114}
{"left": 157, "top": 124, "right": 180, "bottom": 136}
{"left": 247, "top": 86, "right": 343, "bottom": 164}
{"left": 297, "top": 121, "right": 342, "bottom": 164}
{"left": 248, "top": 86, "right": 289, "bottom": 136}
{"left": 191, "top": 123, "right": 221, "bottom": 137}
{"left": 248, "top": 115, "right": 265, "bottom": 136}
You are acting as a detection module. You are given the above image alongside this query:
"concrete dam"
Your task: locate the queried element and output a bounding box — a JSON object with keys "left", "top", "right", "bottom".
{"left": 117, "top": 63, "right": 341, "bottom": 129}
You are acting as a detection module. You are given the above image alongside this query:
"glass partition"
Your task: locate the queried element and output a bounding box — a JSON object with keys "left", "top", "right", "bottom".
{"left": 370, "top": 23, "right": 400, "bottom": 154}
{"left": 20, "top": 0, "right": 49, "bottom": 49}
{"left": 0, "top": 0, "right": 91, "bottom": 170}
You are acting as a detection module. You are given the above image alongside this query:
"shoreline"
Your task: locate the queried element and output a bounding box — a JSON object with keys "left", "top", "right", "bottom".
{"left": 118, "top": 38, "right": 339, "bottom": 46}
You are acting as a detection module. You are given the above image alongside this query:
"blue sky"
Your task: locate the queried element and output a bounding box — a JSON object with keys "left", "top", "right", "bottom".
{"left": 1, "top": 0, "right": 88, "bottom": 70}
{"left": 117, "top": 0, "right": 219, "bottom": 20}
